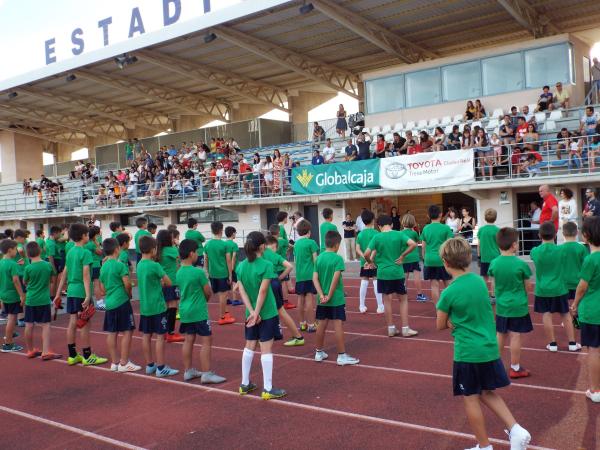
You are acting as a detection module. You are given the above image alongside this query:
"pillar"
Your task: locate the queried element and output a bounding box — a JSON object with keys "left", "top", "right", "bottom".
{"left": 287, "top": 91, "right": 337, "bottom": 125}
{"left": 0, "top": 130, "right": 46, "bottom": 183}
{"left": 173, "top": 115, "right": 213, "bottom": 132}
{"left": 229, "top": 104, "right": 273, "bottom": 122}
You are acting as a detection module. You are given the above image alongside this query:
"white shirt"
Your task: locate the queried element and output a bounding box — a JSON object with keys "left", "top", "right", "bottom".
{"left": 356, "top": 215, "right": 365, "bottom": 232}
{"left": 445, "top": 217, "right": 460, "bottom": 234}
{"left": 559, "top": 198, "right": 577, "bottom": 224}
{"left": 530, "top": 208, "right": 541, "bottom": 229}
{"left": 323, "top": 146, "right": 335, "bottom": 162}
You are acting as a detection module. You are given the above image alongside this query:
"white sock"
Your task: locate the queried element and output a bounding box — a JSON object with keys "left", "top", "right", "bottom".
{"left": 388, "top": 325, "right": 396, "bottom": 332}
{"left": 510, "top": 364, "right": 520, "bottom": 371}
{"left": 359, "top": 280, "right": 368, "bottom": 308}
{"left": 373, "top": 280, "right": 383, "bottom": 307}
{"left": 261, "top": 353, "right": 273, "bottom": 392}
{"left": 241, "top": 348, "right": 254, "bottom": 386}
{"left": 478, "top": 445, "right": 493, "bottom": 450}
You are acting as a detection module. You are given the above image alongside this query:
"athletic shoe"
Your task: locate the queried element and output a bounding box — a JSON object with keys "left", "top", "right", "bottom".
{"left": 546, "top": 343, "right": 558, "bottom": 352}
{"left": 315, "top": 350, "right": 328, "bottom": 362}
{"left": 283, "top": 302, "right": 296, "bottom": 310}
{"left": 416, "top": 293, "right": 428, "bottom": 302}
{"left": 17, "top": 319, "right": 25, "bottom": 327}
{"left": 231, "top": 300, "right": 243, "bottom": 306}
{"left": 489, "top": 296, "right": 496, "bottom": 305}
{"left": 359, "top": 306, "right": 367, "bottom": 313}
{"left": 41, "top": 352, "right": 62, "bottom": 361}
{"left": 110, "top": 363, "right": 119, "bottom": 372}
{"left": 0, "top": 317, "right": 7, "bottom": 325}
{"left": 27, "top": 349, "right": 42, "bottom": 358}
{"left": 1, "top": 343, "right": 23, "bottom": 353}
{"left": 201, "top": 371, "right": 226, "bottom": 384}
{"left": 464, "top": 445, "right": 491, "bottom": 450}
{"left": 402, "top": 328, "right": 419, "bottom": 337}
{"left": 146, "top": 364, "right": 157, "bottom": 375}
{"left": 506, "top": 424, "right": 531, "bottom": 450}
{"left": 218, "top": 315, "right": 235, "bottom": 325}
{"left": 283, "top": 337, "right": 305, "bottom": 347}
{"left": 226, "top": 299, "right": 233, "bottom": 305}
{"left": 509, "top": 367, "right": 530, "bottom": 379}
{"left": 12, "top": 331, "right": 19, "bottom": 338}
{"left": 156, "top": 365, "right": 179, "bottom": 378}
{"left": 165, "top": 333, "right": 185, "bottom": 343}
{"left": 307, "top": 324, "right": 317, "bottom": 333}
{"left": 261, "top": 388, "right": 287, "bottom": 400}
{"left": 95, "top": 299, "right": 106, "bottom": 311}
{"left": 388, "top": 327, "right": 400, "bottom": 337}
{"left": 176, "top": 312, "right": 180, "bottom": 320}
{"left": 239, "top": 382, "right": 257, "bottom": 395}
{"left": 299, "top": 322, "right": 307, "bottom": 332}
{"left": 585, "top": 389, "right": 600, "bottom": 403}
{"left": 184, "top": 368, "right": 203, "bottom": 381}
{"left": 67, "top": 354, "right": 83, "bottom": 365}
{"left": 376, "top": 305, "right": 385, "bottom": 314}
{"left": 118, "top": 361, "right": 142, "bottom": 373}
{"left": 337, "top": 353, "right": 359, "bottom": 366}
{"left": 82, "top": 354, "right": 108, "bottom": 366}
{"left": 569, "top": 343, "right": 582, "bottom": 352}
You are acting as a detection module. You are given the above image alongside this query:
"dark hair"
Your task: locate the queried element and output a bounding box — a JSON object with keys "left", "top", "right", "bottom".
{"left": 156, "top": 229, "right": 173, "bottom": 262}
{"left": 187, "top": 217, "right": 198, "bottom": 228}
{"left": 49, "top": 225, "right": 62, "bottom": 235}
{"left": 268, "top": 224, "right": 280, "bottom": 236}
{"left": 560, "top": 188, "right": 573, "bottom": 199}
{"left": 35, "top": 229, "right": 44, "bottom": 238}
{"left": 225, "top": 226, "right": 236, "bottom": 238}
{"left": 166, "top": 224, "right": 177, "bottom": 233}
{"left": 539, "top": 221, "right": 556, "bottom": 241}
{"left": 14, "top": 229, "right": 27, "bottom": 239}
{"left": 582, "top": 216, "right": 600, "bottom": 246}
{"left": 4, "top": 228, "right": 13, "bottom": 239}
{"left": 428, "top": 204, "right": 441, "bottom": 220}
{"left": 276, "top": 211, "right": 288, "bottom": 223}
{"left": 139, "top": 235, "right": 157, "bottom": 254}
{"left": 102, "top": 238, "right": 119, "bottom": 256}
{"left": 109, "top": 221, "right": 121, "bottom": 232}
{"left": 265, "top": 235, "right": 279, "bottom": 246}
{"left": 0, "top": 239, "right": 17, "bottom": 254}
{"left": 296, "top": 220, "right": 311, "bottom": 237}
{"left": 26, "top": 241, "right": 41, "bottom": 258}
{"left": 178, "top": 239, "right": 198, "bottom": 259}
{"left": 376, "top": 215, "right": 393, "bottom": 227}
{"left": 211, "top": 221, "right": 224, "bottom": 234}
{"left": 88, "top": 225, "right": 101, "bottom": 240}
{"left": 325, "top": 230, "right": 342, "bottom": 249}
{"left": 361, "top": 209, "right": 375, "bottom": 226}
{"left": 135, "top": 217, "right": 148, "bottom": 228}
{"left": 171, "top": 228, "right": 179, "bottom": 239}
{"left": 148, "top": 223, "right": 158, "bottom": 232}
{"left": 322, "top": 208, "right": 333, "bottom": 220}
{"left": 496, "top": 227, "right": 518, "bottom": 251}
{"left": 117, "top": 233, "right": 130, "bottom": 247}
{"left": 543, "top": 85, "right": 550, "bottom": 90}
{"left": 69, "top": 223, "right": 89, "bottom": 242}
{"left": 562, "top": 221, "right": 578, "bottom": 238}
{"left": 245, "top": 231, "right": 266, "bottom": 262}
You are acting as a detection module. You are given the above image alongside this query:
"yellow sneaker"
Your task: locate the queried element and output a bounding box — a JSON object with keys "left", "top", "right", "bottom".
{"left": 67, "top": 354, "right": 83, "bottom": 366}
{"left": 82, "top": 354, "right": 108, "bottom": 366}
{"left": 261, "top": 388, "right": 287, "bottom": 400}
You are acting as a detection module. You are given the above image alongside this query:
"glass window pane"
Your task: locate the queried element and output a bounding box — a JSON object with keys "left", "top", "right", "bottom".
{"left": 405, "top": 68, "right": 441, "bottom": 108}
{"left": 482, "top": 53, "right": 524, "bottom": 95}
{"left": 365, "top": 75, "right": 404, "bottom": 114}
{"left": 524, "top": 44, "right": 570, "bottom": 88}
{"left": 442, "top": 61, "right": 481, "bottom": 102}
{"left": 214, "top": 208, "right": 238, "bottom": 222}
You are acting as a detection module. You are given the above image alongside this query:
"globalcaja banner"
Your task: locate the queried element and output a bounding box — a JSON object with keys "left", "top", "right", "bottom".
{"left": 291, "top": 159, "right": 380, "bottom": 195}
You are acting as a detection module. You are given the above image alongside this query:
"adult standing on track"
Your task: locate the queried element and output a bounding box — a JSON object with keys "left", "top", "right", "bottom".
{"left": 538, "top": 184, "right": 559, "bottom": 232}
{"left": 390, "top": 207, "right": 401, "bottom": 231}
{"left": 558, "top": 187, "right": 577, "bottom": 243}
{"left": 342, "top": 214, "right": 357, "bottom": 261}
{"left": 583, "top": 187, "right": 600, "bottom": 218}
{"left": 355, "top": 208, "right": 366, "bottom": 234}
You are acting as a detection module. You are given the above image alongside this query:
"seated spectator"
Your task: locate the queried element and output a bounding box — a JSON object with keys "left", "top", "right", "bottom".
{"left": 552, "top": 82, "right": 569, "bottom": 110}
{"left": 522, "top": 123, "right": 539, "bottom": 154}
{"left": 322, "top": 138, "right": 336, "bottom": 163}
{"left": 555, "top": 127, "right": 571, "bottom": 160}
{"left": 167, "top": 144, "right": 178, "bottom": 157}
{"left": 461, "top": 129, "right": 473, "bottom": 150}
{"left": 490, "top": 133, "right": 503, "bottom": 165}
{"left": 229, "top": 137, "right": 240, "bottom": 151}
{"left": 590, "top": 136, "right": 600, "bottom": 170}
{"left": 312, "top": 150, "right": 324, "bottom": 165}
{"left": 419, "top": 131, "right": 433, "bottom": 152}
{"left": 374, "top": 134, "right": 386, "bottom": 158}
{"left": 463, "top": 100, "right": 476, "bottom": 121}
{"left": 399, "top": 130, "right": 414, "bottom": 154}
{"left": 515, "top": 116, "right": 528, "bottom": 145}
{"left": 432, "top": 126, "right": 447, "bottom": 151}
{"left": 221, "top": 154, "right": 233, "bottom": 171}
{"left": 580, "top": 106, "right": 599, "bottom": 135}
{"left": 344, "top": 139, "right": 358, "bottom": 161}
{"left": 391, "top": 132, "right": 406, "bottom": 155}
{"left": 474, "top": 99, "right": 486, "bottom": 119}
{"left": 535, "top": 85, "right": 553, "bottom": 112}
{"left": 312, "top": 122, "right": 326, "bottom": 148}
{"left": 521, "top": 148, "right": 543, "bottom": 177}
{"left": 356, "top": 131, "right": 372, "bottom": 160}
{"left": 406, "top": 139, "right": 419, "bottom": 155}
{"left": 568, "top": 133, "right": 584, "bottom": 171}
{"left": 509, "top": 106, "right": 521, "bottom": 129}
{"left": 499, "top": 115, "right": 515, "bottom": 145}
{"left": 521, "top": 105, "right": 534, "bottom": 123}
{"left": 197, "top": 144, "right": 208, "bottom": 163}
{"left": 447, "top": 125, "right": 462, "bottom": 150}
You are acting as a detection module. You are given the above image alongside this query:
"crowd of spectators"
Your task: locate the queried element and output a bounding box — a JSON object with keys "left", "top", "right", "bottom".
{"left": 22, "top": 175, "right": 64, "bottom": 210}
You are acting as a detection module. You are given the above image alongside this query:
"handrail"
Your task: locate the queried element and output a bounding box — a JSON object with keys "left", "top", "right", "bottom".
{"left": 585, "top": 83, "right": 599, "bottom": 106}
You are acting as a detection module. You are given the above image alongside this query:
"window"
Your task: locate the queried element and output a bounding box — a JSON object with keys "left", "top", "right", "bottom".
{"left": 177, "top": 208, "right": 239, "bottom": 224}
{"left": 126, "top": 214, "right": 164, "bottom": 226}
{"left": 442, "top": 61, "right": 481, "bottom": 102}
{"left": 43, "top": 152, "right": 54, "bottom": 165}
{"left": 405, "top": 68, "right": 441, "bottom": 107}
{"left": 524, "top": 44, "right": 571, "bottom": 88}
{"left": 482, "top": 52, "right": 524, "bottom": 95}
{"left": 365, "top": 75, "right": 404, "bottom": 114}
{"left": 71, "top": 147, "right": 88, "bottom": 161}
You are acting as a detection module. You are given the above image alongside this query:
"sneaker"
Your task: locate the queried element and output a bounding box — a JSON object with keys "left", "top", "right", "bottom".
{"left": 67, "top": 354, "right": 83, "bottom": 365}
{"left": 402, "top": 328, "right": 419, "bottom": 337}
{"left": 231, "top": 300, "right": 243, "bottom": 306}
{"left": 315, "top": 350, "right": 328, "bottom": 362}
{"left": 568, "top": 343, "right": 582, "bottom": 352}
{"left": 17, "top": 319, "right": 25, "bottom": 327}
{"left": 156, "top": 365, "right": 179, "bottom": 378}
{"left": 110, "top": 363, "right": 119, "bottom": 372}
{"left": 1, "top": 343, "right": 23, "bottom": 353}
{"left": 283, "top": 302, "right": 296, "bottom": 310}
{"left": 96, "top": 300, "right": 106, "bottom": 311}
{"left": 165, "top": 333, "right": 185, "bottom": 343}
{"left": 337, "top": 353, "right": 359, "bottom": 366}
{"left": 509, "top": 367, "right": 530, "bottom": 379}
{"left": 283, "top": 337, "right": 305, "bottom": 347}
{"left": 376, "top": 305, "right": 385, "bottom": 314}
{"left": 184, "top": 368, "right": 203, "bottom": 381}
{"left": 226, "top": 299, "right": 232, "bottom": 305}
{"left": 176, "top": 312, "right": 180, "bottom": 320}
{"left": 299, "top": 322, "right": 307, "bottom": 332}
{"left": 585, "top": 389, "right": 600, "bottom": 403}
{"left": 83, "top": 354, "right": 108, "bottom": 366}
{"left": 118, "top": 361, "right": 142, "bottom": 373}
{"left": 546, "top": 343, "right": 558, "bottom": 352}
{"left": 27, "top": 349, "right": 42, "bottom": 358}
{"left": 41, "top": 352, "right": 62, "bottom": 361}
{"left": 359, "top": 306, "right": 367, "bottom": 313}
{"left": 464, "top": 444, "right": 493, "bottom": 449}
{"left": 388, "top": 327, "right": 400, "bottom": 337}
{"left": 201, "top": 371, "right": 226, "bottom": 384}
{"left": 146, "top": 364, "right": 157, "bottom": 375}
{"left": 416, "top": 293, "right": 428, "bottom": 302}
{"left": 239, "top": 382, "right": 257, "bottom": 395}
{"left": 12, "top": 331, "right": 19, "bottom": 338}
{"left": 490, "top": 296, "right": 496, "bottom": 305}
{"left": 261, "top": 388, "right": 287, "bottom": 400}
{"left": 506, "top": 424, "right": 531, "bottom": 450}
{"left": 307, "top": 324, "right": 317, "bottom": 333}
{"left": 218, "top": 315, "right": 236, "bottom": 325}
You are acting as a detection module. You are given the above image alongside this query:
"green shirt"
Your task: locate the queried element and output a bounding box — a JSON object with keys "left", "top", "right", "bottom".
{"left": 579, "top": 251, "right": 600, "bottom": 325}
{"left": 421, "top": 222, "right": 454, "bottom": 267}
{"left": 176, "top": 265, "right": 209, "bottom": 323}
{"left": 531, "top": 242, "right": 568, "bottom": 297}
{"left": 488, "top": 255, "right": 531, "bottom": 317}
{"left": 185, "top": 229, "right": 206, "bottom": 255}
{"left": 205, "top": 238, "right": 229, "bottom": 279}
{"left": 99, "top": 259, "right": 130, "bottom": 310}
{"left": 46, "top": 238, "right": 58, "bottom": 261}
{"left": 477, "top": 224, "right": 500, "bottom": 263}
{"left": 13, "top": 243, "right": 28, "bottom": 276}
{"left": 436, "top": 273, "right": 499, "bottom": 363}
{"left": 314, "top": 251, "right": 345, "bottom": 307}
{"left": 159, "top": 246, "right": 179, "bottom": 286}
{"left": 401, "top": 229, "right": 420, "bottom": 264}
{"left": 0, "top": 259, "right": 20, "bottom": 303}
{"left": 66, "top": 245, "right": 93, "bottom": 298}
{"left": 119, "top": 249, "right": 130, "bottom": 271}
{"left": 134, "top": 229, "right": 152, "bottom": 254}
{"left": 356, "top": 228, "right": 378, "bottom": 267}
{"left": 367, "top": 230, "right": 410, "bottom": 280}
{"left": 319, "top": 221, "right": 338, "bottom": 252}
{"left": 65, "top": 240, "right": 75, "bottom": 256}
{"left": 277, "top": 237, "right": 289, "bottom": 261}
{"left": 293, "top": 237, "right": 319, "bottom": 282}
{"left": 226, "top": 239, "right": 239, "bottom": 269}
{"left": 84, "top": 239, "right": 103, "bottom": 268}
{"left": 36, "top": 238, "right": 47, "bottom": 260}
{"left": 56, "top": 237, "right": 67, "bottom": 260}
{"left": 235, "top": 257, "right": 278, "bottom": 320}
{"left": 279, "top": 224, "right": 288, "bottom": 241}
{"left": 24, "top": 261, "right": 53, "bottom": 306}
{"left": 561, "top": 241, "right": 588, "bottom": 290}
{"left": 137, "top": 259, "right": 167, "bottom": 316}
{"left": 111, "top": 231, "right": 122, "bottom": 239}
{"left": 263, "top": 248, "right": 286, "bottom": 274}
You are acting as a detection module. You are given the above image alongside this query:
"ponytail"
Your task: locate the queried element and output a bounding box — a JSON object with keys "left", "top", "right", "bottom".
{"left": 244, "top": 231, "right": 266, "bottom": 262}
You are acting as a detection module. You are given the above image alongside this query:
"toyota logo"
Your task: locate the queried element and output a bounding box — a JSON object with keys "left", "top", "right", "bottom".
{"left": 385, "top": 162, "right": 407, "bottom": 179}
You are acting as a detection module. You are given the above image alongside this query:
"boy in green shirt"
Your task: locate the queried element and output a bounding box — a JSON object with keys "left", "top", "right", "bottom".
{"left": 35, "top": 229, "right": 47, "bottom": 261}
{"left": 421, "top": 205, "right": 454, "bottom": 304}
{"left": 99, "top": 238, "right": 140, "bottom": 373}
{"left": 319, "top": 208, "right": 338, "bottom": 253}
{"left": 531, "top": 222, "right": 580, "bottom": 353}
{"left": 23, "top": 241, "right": 61, "bottom": 360}
{"left": 355, "top": 209, "right": 383, "bottom": 314}
{"left": 277, "top": 211, "right": 289, "bottom": 242}
{"left": 134, "top": 217, "right": 151, "bottom": 264}
{"left": 400, "top": 213, "right": 427, "bottom": 303}
{"left": 55, "top": 223, "right": 107, "bottom": 367}
{"left": 184, "top": 217, "right": 206, "bottom": 267}
{"left": 85, "top": 226, "right": 104, "bottom": 310}
{"left": 313, "top": 230, "right": 359, "bottom": 366}
{"left": 477, "top": 208, "right": 500, "bottom": 301}
{"left": 571, "top": 216, "right": 600, "bottom": 403}
{"left": 561, "top": 221, "right": 588, "bottom": 300}
{"left": 109, "top": 221, "right": 125, "bottom": 239}
{"left": 117, "top": 233, "right": 132, "bottom": 273}
{"left": 225, "top": 226, "right": 242, "bottom": 307}
{"left": 488, "top": 227, "right": 533, "bottom": 379}
{"left": 293, "top": 220, "right": 319, "bottom": 332}
{"left": 137, "top": 235, "right": 178, "bottom": 378}
{"left": 157, "top": 229, "right": 183, "bottom": 342}
{"left": 268, "top": 224, "right": 295, "bottom": 309}
{"left": 46, "top": 226, "right": 62, "bottom": 304}
{"left": 0, "top": 240, "right": 25, "bottom": 352}
{"left": 177, "top": 239, "right": 226, "bottom": 384}
{"left": 205, "top": 221, "right": 235, "bottom": 325}
{"left": 364, "top": 215, "right": 418, "bottom": 338}
{"left": 436, "top": 237, "right": 531, "bottom": 450}
{"left": 14, "top": 229, "right": 29, "bottom": 327}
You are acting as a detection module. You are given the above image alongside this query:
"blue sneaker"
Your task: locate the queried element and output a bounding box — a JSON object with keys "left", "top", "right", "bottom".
{"left": 17, "top": 319, "right": 25, "bottom": 328}
{"left": 416, "top": 294, "right": 428, "bottom": 302}
{"left": 1, "top": 343, "right": 23, "bottom": 353}
{"left": 156, "top": 365, "right": 179, "bottom": 378}
{"left": 226, "top": 299, "right": 233, "bottom": 305}
{"left": 231, "top": 300, "right": 243, "bottom": 306}
{"left": 12, "top": 331, "right": 19, "bottom": 338}
{"left": 146, "top": 364, "right": 157, "bottom": 375}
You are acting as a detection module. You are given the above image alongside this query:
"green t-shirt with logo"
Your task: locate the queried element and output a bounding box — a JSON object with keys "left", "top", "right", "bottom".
{"left": 185, "top": 229, "right": 206, "bottom": 255}
{"left": 477, "top": 224, "right": 500, "bottom": 263}
{"left": 263, "top": 248, "right": 285, "bottom": 274}
{"left": 65, "top": 240, "right": 75, "bottom": 257}
{"left": 235, "top": 257, "right": 278, "bottom": 320}
{"left": 119, "top": 249, "right": 130, "bottom": 271}
{"left": 367, "top": 230, "right": 410, "bottom": 280}
{"left": 421, "top": 222, "right": 454, "bottom": 267}
{"left": 24, "top": 261, "right": 53, "bottom": 306}
{"left": 0, "top": 259, "right": 20, "bottom": 303}
{"left": 84, "top": 239, "right": 103, "bottom": 268}
{"left": 176, "top": 265, "right": 209, "bottom": 323}
{"left": 66, "top": 245, "right": 93, "bottom": 298}
{"left": 99, "top": 259, "right": 129, "bottom": 310}
{"left": 159, "top": 246, "right": 179, "bottom": 286}
{"left": 36, "top": 238, "right": 47, "bottom": 260}
{"left": 578, "top": 252, "right": 600, "bottom": 325}
{"left": 488, "top": 255, "right": 531, "bottom": 317}
{"left": 225, "top": 239, "right": 239, "bottom": 270}
{"left": 314, "top": 251, "right": 345, "bottom": 307}
{"left": 530, "top": 243, "right": 568, "bottom": 297}
{"left": 279, "top": 224, "right": 288, "bottom": 241}
{"left": 436, "top": 273, "right": 499, "bottom": 363}
{"left": 293, "top": 237, "right": 319, "bottom": 282}
{"left": 134, "top": 229, "right": 152, "bottom": 254}
{"left": 46, "top": 238, "right": 58, "bottom": 261}
{"left": 277, "top": 237, "right": 289, "bottom": 262}
{"left": 401, "top": 229, "right": 420, "bottom": 264}
{"left": 205, "top": 238, "right": 229, "bottom": 279}
{"left": 560, "top": 241, "right": 588, "bottom": 290}
{"left": 356, "top": 228, "right": 378, "bottom": 267}
{"left": 136, "top": 259, "right": 167, "bottom": 316}
{"left": 319, "top": 221, "right": 338, "bottom": 252}
{"left": 13, "top": 243, "right": 28, "bottom": 276}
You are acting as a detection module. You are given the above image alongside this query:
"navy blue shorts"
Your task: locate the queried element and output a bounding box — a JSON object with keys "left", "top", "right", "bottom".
{"left": 581, "top": 322, "right": 600, "bottom": 348}
{"left": 2, "top": 302, "right": 22, "bottom": 315}
{"left": 480, "top": 262, "right": 490, "bottom": 277}
{"left": 193, "top": 255, "right": 205, "bottom": 267}
{"left": 231, "top": 271, "right": 238, "bottom": 283}
{"left": 568, "top": 289, "right": 576, "bottom": 301}
{"left": 295, "top": 280, "right": 317, "bottom": 295}
{"left": 138, "top": 312, "right": 167, "bottom": 335}
{"left": 66, "top": 297, "right": 84, "bottom": 314}
{"left": 496, "top": 314, "right": 533, "bottom": 333}
{"left": 55, "top": 259, "right": 65, "bottom": 273}
{"left": 91, "top": 267, "right": 100, "bottom": 280}
{"left": 162, "top": 286, "right": 179, "bottom": 302}
{"left": 423, "top": 266, "right": 451, "bottom": 281}
{"left": 453, "top": 358, "right": 510, "bottom": 396}
{"left": 179, "top": 320, "right": 211, "bottom": 336}
{"left": 24, "top": 304, "right": 51, "bottom": 324}
{"left": 210, "top": 277, "right": 230, "bottom": 294}
{"left": 270, "top": 279, "right": 284, "bottom": 309}
{"left": 359, "top": 267, "right": 377, "bottom": 278}
{"left": 245, "top": 315, "right": 280, "bottom": 342}
{"left": 316, "top": 304, "right": 346, "bottom": 321}
{"left": 103, "top": 301, "right": 135, "bottom": 333}
{"left": 377, "top": 279, "right": 406, "bottom": 295}
{"left": 18, "top": 276, "right": 26, "bottom": 293}
{"left": 534, "top": 294, "right": 569, "bottom": 314}
{"left": 403, "top": 262, "right": 421, "bottom": 273}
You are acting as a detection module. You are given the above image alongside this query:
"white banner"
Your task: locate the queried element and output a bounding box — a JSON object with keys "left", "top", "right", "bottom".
{"left": 379, "top": 149, "right": 474, "bottom": 190}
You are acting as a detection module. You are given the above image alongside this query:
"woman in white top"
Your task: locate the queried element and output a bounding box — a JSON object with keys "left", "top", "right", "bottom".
{"left": 444, "top": 207, "right": 460, "bottom": 234}
{"left": 558, "top": 187, "right": 578, "bottom": 243}
{"left": 262, "top": 155, "right": 274, "bottom": 194}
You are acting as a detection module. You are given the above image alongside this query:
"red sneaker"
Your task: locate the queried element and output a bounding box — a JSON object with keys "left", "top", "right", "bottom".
{"left": 509, "top": 367, "right": 531, "bottom": 379}
{"left": 27, "top": 349, "right": 42, "bottom": 358}
{"left": 218, "top": 313, "right": 235, "bottom": 325}
{"left": 165, "top": 333, "right": 185, "bottom": 343}
{"left": 283, "top": 302, "right": 296, "bottom": 310}
{"left": 42, "top": 352, "right": 63, "bottom": 361}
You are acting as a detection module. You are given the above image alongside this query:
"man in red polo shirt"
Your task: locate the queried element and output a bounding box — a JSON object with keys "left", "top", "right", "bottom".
{"left": 538, "top": 184, "right": 558, "bottom": 232}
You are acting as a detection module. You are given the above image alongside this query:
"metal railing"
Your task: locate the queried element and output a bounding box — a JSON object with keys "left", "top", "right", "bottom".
{"left": 585, "top": 82, "right": 600, "bottom": 106}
